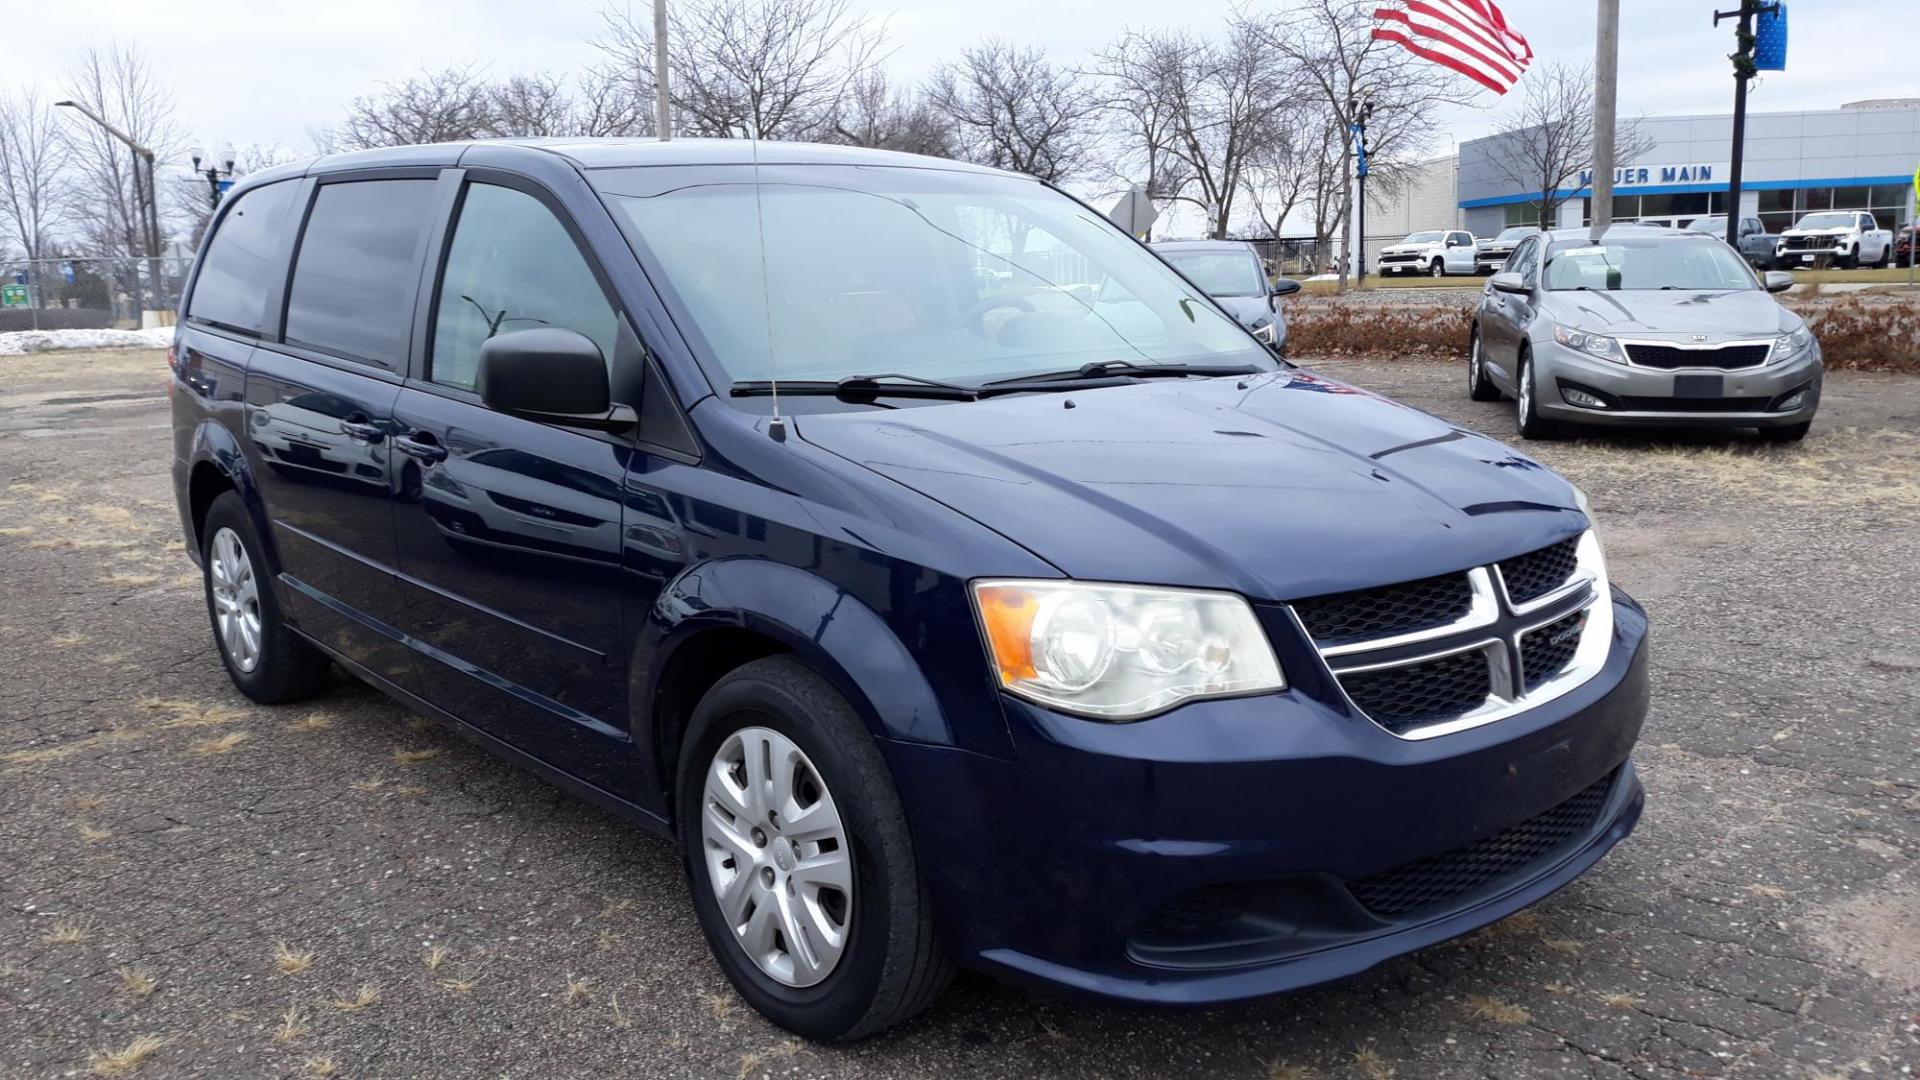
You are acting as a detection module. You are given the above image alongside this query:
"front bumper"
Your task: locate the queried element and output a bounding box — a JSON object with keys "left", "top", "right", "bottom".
{"left": 881, "top": 592, "right": 1649, "bottom": 1006}
{"left": 1533, "top": 339, "right": 1823, "bottom": 428}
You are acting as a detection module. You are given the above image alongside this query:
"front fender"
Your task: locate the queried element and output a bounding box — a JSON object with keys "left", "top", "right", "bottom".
{"left": 641, "top": 557, "right": 965, "bottom": 748}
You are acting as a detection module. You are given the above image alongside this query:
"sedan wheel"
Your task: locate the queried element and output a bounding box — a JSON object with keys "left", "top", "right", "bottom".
{"left": 1468, "top": 329, "right": 1500, "bottom": 401}
{"left": 701, "top": 725, "right": 853, "bottom": 988}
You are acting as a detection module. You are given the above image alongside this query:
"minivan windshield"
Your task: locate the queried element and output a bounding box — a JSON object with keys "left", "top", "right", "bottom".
{"left": 1156, "top": 248, "right": 1266, "bottom": 297}
{"left": 602, "top": 165, "right": 1268, "bottom": 390}
{"left": 1543, "top": 236, "right": 1757, "bottom": 292}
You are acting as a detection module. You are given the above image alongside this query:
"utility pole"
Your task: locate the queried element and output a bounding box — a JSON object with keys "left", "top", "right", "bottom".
{"left": 1715, "top": 1, "right": 1780, "bottom": 248}
{"left": 1590, "top": 0, "right": 1620, "bottom": 236}
{"left": 55, "top": 98, "right": 162, "bottom": 319}
{"left": 653, "top": 0, "right": 671, "bottom": 140}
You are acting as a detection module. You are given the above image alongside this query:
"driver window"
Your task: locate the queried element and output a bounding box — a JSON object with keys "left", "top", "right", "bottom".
{"left": 430, "top": 183, "right": 618, "bottom": 392}
{"left": 1513, "top": 239, "right": 1540, "bottom": 288}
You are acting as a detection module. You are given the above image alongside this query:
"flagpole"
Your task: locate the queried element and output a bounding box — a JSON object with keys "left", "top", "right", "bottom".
{"left": 1592, "top": 0, "right": 1619, "bottom": 235}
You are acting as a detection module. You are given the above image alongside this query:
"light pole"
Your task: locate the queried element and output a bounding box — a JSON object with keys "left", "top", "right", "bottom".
{"left": 1714, "top": 1, "right": 1781, "bottom": 249}
{"left": 1348, "top": 92, "right": 1375, "bottom": 286}
{"left": 1591, "top": 0, "right": 1620, "bottom": 235}
{"left": 654, "top": 0, "right": 671, "bottom": 140}
{"left": 191, "top": 144, "right": 237, "bottom": 209}
{"left": 55, "top": 99, "right": 163, "bottom": 318}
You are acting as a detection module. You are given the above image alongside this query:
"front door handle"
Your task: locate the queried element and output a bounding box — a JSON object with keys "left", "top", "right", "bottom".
{"left": 339, "top": 414, "right": 385, "bottom": 443}
{"left": 393, "top": 432, "right": 448, "bottom": 464}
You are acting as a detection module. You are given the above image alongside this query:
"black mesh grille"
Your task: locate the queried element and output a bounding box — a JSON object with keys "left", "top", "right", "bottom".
{"left": 1291, "top": 573, "right": 1473, "bottom": 647}
{"left": 1346, "top": 772, "right": 1617, "bottom": 918}
{"left": 1498, "top": 538, "right": 1579, "bottom": 605}
{"left": 1624, "top": 343, "right": 1770, "bottom": 370}
{"left": 1521, "top": 611, "right": 1585, "bottom": 690}
{"left": 1338, "top": 649, "right": 1491, "bottom": 733}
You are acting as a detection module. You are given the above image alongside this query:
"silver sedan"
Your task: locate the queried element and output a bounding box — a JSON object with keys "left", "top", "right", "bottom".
{"left": 1467, "top": 226, "right": 1822, "bottom": 442}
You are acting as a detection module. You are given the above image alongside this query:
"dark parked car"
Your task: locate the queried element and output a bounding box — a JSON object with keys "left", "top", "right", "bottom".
{"left": 171, "top": 139, "right": 1649, "bottom": 1041}
{"left": 1683, "top": 215, "right": 1776, "bottom": 269}
{"left": 1150, "top": 239, "right": 1300, "bottom": 354}
{"left": 1895, "top": 224, "right": 1919, "bottom": 268}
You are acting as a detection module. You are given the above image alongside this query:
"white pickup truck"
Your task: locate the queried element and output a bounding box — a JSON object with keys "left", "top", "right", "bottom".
{"left": 1774, "top": 211, "right": 1892, "bottom": 269}
{"left": 1376, "top": 229, "right": 1478, "bottom": 277}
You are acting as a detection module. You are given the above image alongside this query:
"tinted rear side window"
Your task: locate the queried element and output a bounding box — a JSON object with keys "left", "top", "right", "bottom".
{"left": 187, "top": 180, "right": 298, "bottom": 334}
{"left": 284, "top": 179, "right": 436, "bottom": 367}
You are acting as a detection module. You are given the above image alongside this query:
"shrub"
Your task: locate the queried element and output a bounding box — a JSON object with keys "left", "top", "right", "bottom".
{"left": 1788, "top": 297, "right": 1920, "bottom": 372}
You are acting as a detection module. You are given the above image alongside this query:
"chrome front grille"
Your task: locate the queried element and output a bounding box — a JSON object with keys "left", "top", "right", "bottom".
{"left": 1288, "top": 532, "right": 1610, "bottom": 740}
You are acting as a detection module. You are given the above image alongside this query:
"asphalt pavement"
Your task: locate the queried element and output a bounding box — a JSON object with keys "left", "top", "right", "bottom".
{"left": 1, "top": 347, "right": 1915, "bottom": 1079}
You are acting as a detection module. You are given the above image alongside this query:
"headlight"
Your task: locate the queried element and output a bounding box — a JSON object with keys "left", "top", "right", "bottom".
{"left": 1251, "top": 318, "right": 1276, "bottom": 344}
{"left": 1773, "top": 326, "right": 1814, "bottom": 362}
{"left": 972, "top": 580, "right": 1284, "bottom": 720}
{"left": 1553, "top": 324, "right": 1626, "bottom": 364}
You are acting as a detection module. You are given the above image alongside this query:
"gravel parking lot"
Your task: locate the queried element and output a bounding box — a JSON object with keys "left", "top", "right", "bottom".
{"left": 2, "top": 348, "right": 1916, "bottom": 1079}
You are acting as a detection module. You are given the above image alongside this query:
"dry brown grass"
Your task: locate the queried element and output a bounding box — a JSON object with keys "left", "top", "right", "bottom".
{"left": 1263, "top": 1060, "right": 1318, "bottom": 1080}
{"left": 422, "top": 944, "right": 450, "bottom": 971}
{"left": 295, "top": 714, "right": 337, "bottom": 731}
{"left": 440, "top": 974, "right": 480, "bottom": 994}
{"left": 392, "top": 747, "right": 444, "bottom": 766}
{"left": 72, "top": 793, "right": 106, "bottom": 812}
{"left": 1543, "top": 937, "right": 1584, "bottom": 955}
{"left": 1601, "top": 992, "right": 1639, "bottom": 1010}
{"left": 274, "top": 941, "right": 315, "bottom": 975}
{"left": 43, "top": 919, "right": 92, "bottom": 944}
{"left": 88, "top": 1034, "right": 167, "bottom": 1075}
{"left": 349, "top": 778, "right": 387, "bottom": 793}
{"left": 1351, "top": 1047, "right": 1395, "bottom": 1080}
{"left": 1747, "top": 884, "right": 1791, "bottom": 900}
{"left": 565, "top": 975, "right": 592, "bottom": 1005}
{"left": 329, "top": 983, "right": 380, "bottom": 1011}
{"left": 304, "top": 1057, "right": 339, "bottom": 1078}
{"left": 78, "top": 822, "right": 112, "bottom": 843}
{"left": 274, "top": 1005, "right": 309, "bottom": 1043}
{"left": 116, "top": 965, "right": 158, "bottom": 997}
{"left": 192, "top": 731, "right": 249, "bottom": 756}
{"left": 1465, "top": 994, "right": 1533, "bottom": 1025}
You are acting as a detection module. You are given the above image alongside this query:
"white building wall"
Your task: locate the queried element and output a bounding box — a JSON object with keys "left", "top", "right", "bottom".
{"left": 1358, "top": 155, "right": 1461, "bottom": 268}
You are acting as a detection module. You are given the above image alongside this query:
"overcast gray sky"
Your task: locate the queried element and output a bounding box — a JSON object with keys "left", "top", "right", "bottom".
{"left": 18, "top": 1, "right": 1920, "bottom": 168}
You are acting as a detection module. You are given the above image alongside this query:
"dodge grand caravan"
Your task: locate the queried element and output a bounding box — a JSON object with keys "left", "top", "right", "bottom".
{"left": 170, "top": 139, "right": 1649, "bottom": 1041}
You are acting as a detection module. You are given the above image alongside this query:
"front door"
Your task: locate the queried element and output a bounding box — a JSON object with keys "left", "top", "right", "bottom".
{"left": 244, "top": 176, "right": 441, "bottom": 685}
{"left": 389, "top": 178, "right": 635, "bottom": 793}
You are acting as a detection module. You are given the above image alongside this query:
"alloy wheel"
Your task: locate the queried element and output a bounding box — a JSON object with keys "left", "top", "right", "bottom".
{"left": 701, "top": 726, "right": 853, "bottom": 988}
{"left": 1518, "top": 359, "right": 1534, "bottom": 427}
{"left": 1469, "top": 335, "right": 1482, "bottom": 394}
{"left": 208, "top": 526, "right": 262, "bottom": 673}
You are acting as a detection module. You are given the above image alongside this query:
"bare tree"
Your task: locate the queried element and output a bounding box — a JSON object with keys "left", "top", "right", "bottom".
{"left": 1095, "top": 22, "right": 1291, "bottom": 239}
{"left": 1239, "top": 105, "right": 1326, "bottom": 243}
{"left": 62, "top": 44, "right": 180, "bottom": 260}
{"left": 339, "top": 66, "right": 494, "bottom": 149}
{"left": 1481, "top": 61, "right": 1653, "bottom": 228}
{"left": 825, "top": 72, "right": 953, "bottom": 157}
{"left": 484, "top": 73, "right": 576, "bottom": 137}
{"left": 928, "top": 39, "right": 1096, "bottom": 183}
{"left": 1089, "top": 36, "right": 1190, "bottom": 220}
{"left": 595, "top": 0, "right": 886, "bottom": 139}
{"left": 0, "top": 87, "right": 71, "bottom": 262}
{"left": 1245, "top": 0, "right": 1469, "bottom": 284}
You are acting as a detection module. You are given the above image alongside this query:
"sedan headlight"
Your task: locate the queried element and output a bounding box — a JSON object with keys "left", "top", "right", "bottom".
{"left": 1773, "top": 326, "right": 1814, "bottom": 363}
{"left": 972, "top": 580, "right": 1284, "bottom": 720}
{"left": 1553, "top": 324, "right": 1626, "bottom": 364}
{"left": 1250, "top": 317, "right": 1277, "bottom": 344}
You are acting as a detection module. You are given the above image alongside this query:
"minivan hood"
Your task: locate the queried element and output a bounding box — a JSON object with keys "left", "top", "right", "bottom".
{"left": 1541, "top": 288, "right": 1798, "bottom": 337}
{"left": 793, "top": 371, "right": 1584, "bottom": 601}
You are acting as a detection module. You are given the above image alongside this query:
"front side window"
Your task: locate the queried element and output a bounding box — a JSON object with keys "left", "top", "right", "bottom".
{"left": 188, "top": 180, "right": 297, "bottom": 335}
{"left": 1544, "top": 238, "right": 1755, "bottom": 292}
{"left": 602, "top": 165, "right": 1262, "bottom": 389}
{"left": 429, "top": 183, "right": 618, "bottom": 392}
{"left": 1510, "top": 238, "right": 1540, "bottom": 289}
{"left": 1158, "top": 249, "right": 1266, "bottom": 297}
{"left": 284, "top": 179, "right": 437, "bottom": 367}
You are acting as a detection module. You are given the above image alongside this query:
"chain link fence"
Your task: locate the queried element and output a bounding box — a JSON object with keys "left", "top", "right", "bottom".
{"left": 0, "top": 256, "right": 193, "bottom": 334}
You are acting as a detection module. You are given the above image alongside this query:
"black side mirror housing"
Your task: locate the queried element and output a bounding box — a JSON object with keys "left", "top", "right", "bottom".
{"left": 1270, "top": 278, "right": 1302, "bottom": 297}
{"left": 477, "top": 328, "right": 635, "bottom": 433}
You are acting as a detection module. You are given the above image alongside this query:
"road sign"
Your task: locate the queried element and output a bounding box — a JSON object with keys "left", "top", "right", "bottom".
{"left": 1108, "top": 186, "right": 1158, "bottom": 237}
{"left": 1, "top": 284, "right": 29, "bottom": 307}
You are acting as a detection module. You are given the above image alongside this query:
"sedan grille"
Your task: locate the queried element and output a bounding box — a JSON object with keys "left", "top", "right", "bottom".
{"left": 1291, "top": 573, "right": 1473, "bottom": 647}
{"left": 1497, "top": 537, "right": 1579, "bottom": 605}
{"left": 1345, "top": 771, "right": 1617, "bottom": 918}
{"left": 1625, "top": 343, "right": 1770, "bottom": 370}
{"left": 1339, "top": 649, "right": 1493, "bottom": 734}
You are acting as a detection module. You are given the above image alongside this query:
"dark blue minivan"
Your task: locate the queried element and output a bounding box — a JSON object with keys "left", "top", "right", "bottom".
{"left": 170, "top": 139, "right": 1648, "bottom": 1041}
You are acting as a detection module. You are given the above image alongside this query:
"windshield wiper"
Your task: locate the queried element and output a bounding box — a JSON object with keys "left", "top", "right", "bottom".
{"left": 984, "top": 359, "right": 1262, "bottom": 387}
{"left": 732, "top": 373, "right": 983, "bottom": 401}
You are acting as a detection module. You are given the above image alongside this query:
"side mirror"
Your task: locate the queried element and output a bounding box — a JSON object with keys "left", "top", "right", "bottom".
{"left": 1762, "top": 271, "right": 1794, "bottom": 293}
{"left": 1270, "top": 277, "right": 1302, "bottom": 297}
{"left": 1489, "top": 271, "right": 1529, "bottom": 295}
{"left": 477, "top": 328, "right": 635, "bottom": 433}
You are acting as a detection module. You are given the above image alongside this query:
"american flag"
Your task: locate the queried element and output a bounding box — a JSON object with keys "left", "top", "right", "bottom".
{"left": 1371, "top": 1, "right": 1534, "bottom": 95}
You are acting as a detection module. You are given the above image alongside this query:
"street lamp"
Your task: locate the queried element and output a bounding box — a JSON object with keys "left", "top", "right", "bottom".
{"left": 1348, "top": 91, "right": 1376, "bottom": 285}
{"left": 54, "top": 99, "right": 163, "bottom": 316}
{"left": 191, "top": 143, "right": 237, "bottom": 208}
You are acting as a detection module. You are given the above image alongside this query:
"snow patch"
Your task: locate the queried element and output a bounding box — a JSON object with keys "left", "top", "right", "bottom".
{"left": 0, "top": 327, "right": 176, "bottom": 357}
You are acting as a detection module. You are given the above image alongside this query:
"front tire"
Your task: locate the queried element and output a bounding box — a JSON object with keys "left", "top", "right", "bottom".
{"left": 200, "top": 491, "right": 331, "bottom": 704}
{"left": 1428, "top": 259, "right": 1445, "bottom": 278}
{"left": 1467, "top": 326, "right": 1500, "bottom": 401}
{"left": 1514, "top": 351, "right": 1561, "bottom": 439}
{"left": 678, "top": 657, "right": 951, "bottom": 1041}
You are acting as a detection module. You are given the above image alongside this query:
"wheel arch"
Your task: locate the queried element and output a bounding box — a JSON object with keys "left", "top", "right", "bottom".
{"left": 183, "top": 420, "right": 275, "bottom": 565}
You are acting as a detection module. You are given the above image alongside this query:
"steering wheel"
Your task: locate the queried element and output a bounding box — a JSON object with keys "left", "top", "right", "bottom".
{"left": 955, "top": 294, "right": 1036, "bottom": 335}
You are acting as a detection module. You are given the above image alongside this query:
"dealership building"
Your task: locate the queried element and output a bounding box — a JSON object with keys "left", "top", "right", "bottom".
{"left": 1358, "top": 98, "right": 1918, "bottom": 260}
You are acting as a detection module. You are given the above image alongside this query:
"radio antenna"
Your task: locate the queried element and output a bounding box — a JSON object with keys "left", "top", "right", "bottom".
{"left": 748, "top": 120, "right": 785, "bottom": 442}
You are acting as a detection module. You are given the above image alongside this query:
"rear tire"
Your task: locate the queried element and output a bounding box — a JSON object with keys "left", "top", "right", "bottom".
{"left": 1873, "top": 246, "right": 1891, "bottom": 269}
{"left": 1760, "top": 421, "right": 1811, "bottom": 443}
{"left": 200, "top": 492, "right": 331, "bottom": 704}
{"left": 1467, "top": 327, "right": 1500, "bottom": 401}
{"left": 678, "top": 657, "right": 952, "bottom": 1041}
